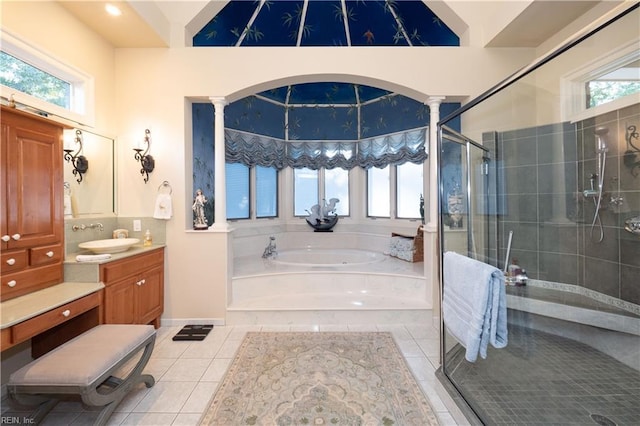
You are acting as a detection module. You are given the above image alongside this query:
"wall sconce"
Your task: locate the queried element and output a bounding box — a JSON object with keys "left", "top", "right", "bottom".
{"left": 134, "top": 129, "right": 155, "bottom": 183}
{"left": 63, "top": 129, "right": 89, "bottom": 183}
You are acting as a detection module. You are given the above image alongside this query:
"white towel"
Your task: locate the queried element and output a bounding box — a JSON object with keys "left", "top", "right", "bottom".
{"left": 76, "top": 254, "right": 112, "bottom": 262}
{"left": 153, "top": 193, "right": 172, "bottom": 219}
{"left": 443, "top": 251, "right": 508, "bottom": 362}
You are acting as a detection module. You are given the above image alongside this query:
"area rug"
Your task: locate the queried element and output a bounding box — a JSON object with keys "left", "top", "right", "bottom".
{"left": 200, "top": 332, "right": 439, "bottom": 425}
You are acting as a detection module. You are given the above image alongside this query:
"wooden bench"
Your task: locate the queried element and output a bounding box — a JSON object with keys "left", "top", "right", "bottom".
{"left": 7, "top": 324, "right": 156, "bottom": 425}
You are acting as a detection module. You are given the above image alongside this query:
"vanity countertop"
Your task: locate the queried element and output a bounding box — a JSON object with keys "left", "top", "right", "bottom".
{"left": 1, "top": 281, "right": 105, "bottom": 329}
{"left": 65, "top": 244, "right": 165, "bottom": 264}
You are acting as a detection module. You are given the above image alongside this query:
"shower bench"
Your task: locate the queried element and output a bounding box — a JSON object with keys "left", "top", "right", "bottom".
{"left": 7, "top": 324, "right": 156, "bottom": 425}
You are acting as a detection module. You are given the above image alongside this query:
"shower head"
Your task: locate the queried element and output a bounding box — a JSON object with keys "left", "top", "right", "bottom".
{"left": 595, "top": 126, "right": 609, "bottom": 153}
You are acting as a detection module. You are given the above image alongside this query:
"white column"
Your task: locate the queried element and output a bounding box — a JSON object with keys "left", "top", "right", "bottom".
{"left": 425, "top": 96, "right": 445, "bottom": 232}
{"left": 210, "top": 96, "right": 228, "bottom": 230}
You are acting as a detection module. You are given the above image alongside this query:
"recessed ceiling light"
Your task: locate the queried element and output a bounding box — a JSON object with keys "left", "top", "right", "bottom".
{"left": 105, "top": 4, "right": 122, "bottom": 17}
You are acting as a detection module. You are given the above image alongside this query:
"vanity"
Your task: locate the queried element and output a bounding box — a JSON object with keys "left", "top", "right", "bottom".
{"left": 0, "top": 106, "right": 165, "bottom": 358}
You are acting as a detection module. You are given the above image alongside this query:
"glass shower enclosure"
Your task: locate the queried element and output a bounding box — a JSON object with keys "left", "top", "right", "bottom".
{"left": 437, "top": 4, "right": 639, "bottom": 425}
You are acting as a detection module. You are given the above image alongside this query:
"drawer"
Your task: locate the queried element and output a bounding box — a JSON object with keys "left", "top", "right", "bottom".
{"left": 1, "top": 327, "right": 11, "bottom": 348}
{"left": 1, "top": 249, "right": 28, "bottom": 273}
{"left": 30, "top": 243, "right": 63, "bottom": 266}
{"left": 12, "top": 291, "right": 101, "bottom": 343}
{"left": 0, "top": 263, "right": 63, "bottom": 302}
{"left": 101, "top": 248, "right": 164, "bottom": 284}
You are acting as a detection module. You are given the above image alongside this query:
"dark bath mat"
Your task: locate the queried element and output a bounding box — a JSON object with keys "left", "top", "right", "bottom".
{"left": 172, "top": 324, "right": 214, "bottom": 341}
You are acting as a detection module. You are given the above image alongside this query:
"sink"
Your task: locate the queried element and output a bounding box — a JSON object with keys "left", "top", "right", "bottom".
{"left": 78, "top": 238, "right": 140, "bottom": 254}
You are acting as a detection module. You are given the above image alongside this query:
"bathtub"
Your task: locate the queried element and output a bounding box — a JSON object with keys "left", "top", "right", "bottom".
{"left": 229, "top": 239, "right": 431, "bottom": 325}
{"left": 272, "top": 248, "right": 384, "bottom": 267}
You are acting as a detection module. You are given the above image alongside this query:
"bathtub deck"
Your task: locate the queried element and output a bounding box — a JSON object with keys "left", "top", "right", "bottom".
{"left": 233, "top": 253, "right": 425, "bottom": 278}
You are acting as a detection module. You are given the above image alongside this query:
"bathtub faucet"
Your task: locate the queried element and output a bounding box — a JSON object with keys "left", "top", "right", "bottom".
{"left": 262, "top": 236, "right": 277, "bottom": 259}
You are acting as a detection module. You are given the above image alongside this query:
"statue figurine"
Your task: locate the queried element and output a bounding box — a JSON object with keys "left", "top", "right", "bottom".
{"left": 192, "top": 189, "right": 208, "bottom": 230}
{"left": 305, "top": 198, "right": 339, "bottom": 232}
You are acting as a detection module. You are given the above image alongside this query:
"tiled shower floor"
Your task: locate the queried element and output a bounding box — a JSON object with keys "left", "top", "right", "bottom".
{"left": 444, "top": 323, "right": 640, "bottom": 425}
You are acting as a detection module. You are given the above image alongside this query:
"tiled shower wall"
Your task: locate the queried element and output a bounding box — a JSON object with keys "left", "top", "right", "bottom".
{"left": 497, "top": 103, "right": 639, "bottom": 306}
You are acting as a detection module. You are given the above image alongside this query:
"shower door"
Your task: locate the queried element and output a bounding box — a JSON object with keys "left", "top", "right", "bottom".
{"left": 439, "top": 125, "right": 498, "bottom": 402}
{"left": 439, "top": 126, "right": 495, "bottom": 263}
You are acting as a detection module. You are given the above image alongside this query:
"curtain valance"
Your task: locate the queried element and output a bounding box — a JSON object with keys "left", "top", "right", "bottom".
{"left": 225, "top": 127, "right": 427, "bottom": 170}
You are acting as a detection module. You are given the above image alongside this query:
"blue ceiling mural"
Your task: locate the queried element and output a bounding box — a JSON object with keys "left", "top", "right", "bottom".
{"left": 193, "top": 0, "right": 459, "bottom": 47}
{"left": 219, "top": 82, "right": 460, "bottom": 140}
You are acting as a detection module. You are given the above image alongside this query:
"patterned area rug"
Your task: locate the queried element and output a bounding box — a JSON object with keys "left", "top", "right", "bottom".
{"left": 200, "top": 332, "right": 439, "bottom": 425}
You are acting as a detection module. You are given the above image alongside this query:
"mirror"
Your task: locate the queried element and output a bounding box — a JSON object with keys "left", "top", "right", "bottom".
{"left": 63, "top": 129, "right": 115, "bottom": 216}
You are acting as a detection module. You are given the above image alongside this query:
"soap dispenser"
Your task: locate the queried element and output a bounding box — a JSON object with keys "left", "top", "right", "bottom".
{"left": 143, "top": 229, "right": 153, "bottom": 247}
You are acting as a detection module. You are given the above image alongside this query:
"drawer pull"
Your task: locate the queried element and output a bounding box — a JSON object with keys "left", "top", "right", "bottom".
{"left": 140, "top": 279, "right": 146, "bottom": 285}
{"left": 61, "top": 310, "right": 71, "bottom": 317}
{"left": 6, "top": 258, "right": 15, "bottom": 265}
{"left": 11, "top": 234, "right": 21, "bottom": 241}
{"left": 1, "top": 235, "right": 9, "bottom": 242}
{"left": 7, "top": 280, "right": 17, "bottom": 288}
{"left": 46, "top": 251, "right": 54, "bottom": 257}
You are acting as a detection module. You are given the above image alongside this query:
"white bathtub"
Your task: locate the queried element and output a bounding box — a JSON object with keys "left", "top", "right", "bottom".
{"left": 272, "top": 248, "right": 384, "bottom": 267}
{"left": 231, "top": 248, "right": 429, "bottom": 322}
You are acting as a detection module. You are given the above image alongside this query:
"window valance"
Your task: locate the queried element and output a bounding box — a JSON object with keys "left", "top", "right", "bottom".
{"left": 225, "top": 127, "right": 427, "bottom": 170}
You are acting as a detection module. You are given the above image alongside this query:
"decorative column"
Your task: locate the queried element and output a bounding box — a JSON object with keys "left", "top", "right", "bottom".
{"left": 210, "top": 96, "right": 228, "bottom": 230}
{"left": 423, "top": 96, "right": 445, "bottom": 328}
{"left": 426, "top": 96, "right": 445, "bottom": 232}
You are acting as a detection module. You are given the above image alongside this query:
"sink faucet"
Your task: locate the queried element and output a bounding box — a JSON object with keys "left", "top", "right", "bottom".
{"left": 262, "top": 236, "right": 277, "bottom": 258}
{"left": 72, "top": 223, "right": 104, "bottom": 232}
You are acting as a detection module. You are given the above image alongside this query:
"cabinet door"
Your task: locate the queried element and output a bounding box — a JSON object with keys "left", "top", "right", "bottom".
{"left": 135, "top": 265, "right": 164, "bottom": 326}
{"left": 1, "top": 121, "right": 8, "bottom": 249}
{"left": 4, "top": 113, "right": 62, "bottom": 249}
{"left": 104, "top": 279, "right": 136, "bottom": 324}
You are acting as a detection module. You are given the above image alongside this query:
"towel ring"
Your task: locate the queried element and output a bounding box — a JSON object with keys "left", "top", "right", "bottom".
{"left": 157, "top": 181, "right": 172, "bottom": 195}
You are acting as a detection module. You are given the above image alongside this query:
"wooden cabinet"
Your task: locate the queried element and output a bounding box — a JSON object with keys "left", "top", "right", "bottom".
{"left": 1, "top": 106, "right": 65, "bottom": 301}
{"left": 101, "top": 248, "right": 164, "bottom": 328}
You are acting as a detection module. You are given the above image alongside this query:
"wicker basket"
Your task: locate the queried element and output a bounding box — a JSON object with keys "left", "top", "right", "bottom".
{"left": 390, "top": 226, "right": 424, "bottom": 262}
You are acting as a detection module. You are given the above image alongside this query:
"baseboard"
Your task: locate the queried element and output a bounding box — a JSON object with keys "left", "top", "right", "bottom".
{"left": 160, "top": 318, "right": 226, "bottom": 327}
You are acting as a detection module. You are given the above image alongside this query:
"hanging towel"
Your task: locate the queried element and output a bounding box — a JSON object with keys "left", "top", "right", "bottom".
{"left": 76, "top": 254, "right": 112, "bottom": 262}
{"left": 443, "top": 251, "right": 507, "bottom": 362}
{"left": 153, "top": 193, "right": 173, "bottom": 219}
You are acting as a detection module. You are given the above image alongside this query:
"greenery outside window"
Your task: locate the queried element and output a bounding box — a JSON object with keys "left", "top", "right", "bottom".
{"left": 563, "top": 40, "right": 639, "bottom": 122}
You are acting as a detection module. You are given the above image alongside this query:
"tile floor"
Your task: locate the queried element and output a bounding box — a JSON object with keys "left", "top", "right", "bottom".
{"left": 1, "top": 323, "right": 470, "bottom": 425}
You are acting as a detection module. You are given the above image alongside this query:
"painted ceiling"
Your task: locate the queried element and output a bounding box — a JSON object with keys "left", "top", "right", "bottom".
{"left": 193, "top": 0, "right": 459, "bottom": 47}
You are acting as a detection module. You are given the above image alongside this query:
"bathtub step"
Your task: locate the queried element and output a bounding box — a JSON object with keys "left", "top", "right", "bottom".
{"left": 226, "top": 307, "right": 432, "bottom": 326}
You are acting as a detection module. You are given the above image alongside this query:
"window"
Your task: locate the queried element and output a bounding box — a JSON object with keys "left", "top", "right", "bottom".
{"left": 0, "top": 31, "right": 94, "bottom": 125}
{"left": 256, "top": 166, "right": 278, "bottom": 218}
{"left": 396, "top": 162, "right": 423, "bottom": 219}
{"left": 225, "top": 163, "right": 278, "bottom": 219}
{"left": 226, "top": 163, "right": 250, "bottom": 219}
{"left": 586, "top": 62, "right": 640, "bottom": 108}
{"left": 0, "top": 51, "right": 70, "bottom": 108}
{"left": 367, "top": 163, "right": 424, "bottom": 219}
{"left": 324, "top": 168, "right": 349, "bottom": 216}
{"left": 294, "top": 168, "right": 350, "bottom": 216}
{"left": 563, "top": 41, "right": 639, "bottom": 122}
{"left": 294, "top": 168, "right": 319, "bottom": 216}
{"left": 367, "top": 166, "right": 390, "bottom": 217}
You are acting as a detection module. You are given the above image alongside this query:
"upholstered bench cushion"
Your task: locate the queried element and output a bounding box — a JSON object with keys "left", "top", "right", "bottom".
{"left": 9, "top": 325, "right": 155, "bottom": 387}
